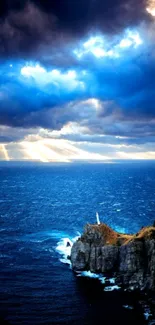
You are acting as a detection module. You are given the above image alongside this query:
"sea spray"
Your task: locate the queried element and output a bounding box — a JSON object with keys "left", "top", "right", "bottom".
{"left": 56, "top": 234, "right": 80, "bottom": 265}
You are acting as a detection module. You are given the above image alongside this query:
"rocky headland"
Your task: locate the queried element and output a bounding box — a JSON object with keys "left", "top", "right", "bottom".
{"left": 71, "top": 223, "right": 155, "bottom": 291}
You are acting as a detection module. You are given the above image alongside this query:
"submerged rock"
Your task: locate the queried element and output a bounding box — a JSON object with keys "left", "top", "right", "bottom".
{"left": 71, "top": 223, "right": 155, "bottom": 291}
{"left": 66, "top": 241, "right": 71, "bottom": 247}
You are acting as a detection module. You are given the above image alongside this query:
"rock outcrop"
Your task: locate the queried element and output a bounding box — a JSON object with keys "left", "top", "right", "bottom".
{"left": 71, "top": 223, "right": 155, "bottom": 291}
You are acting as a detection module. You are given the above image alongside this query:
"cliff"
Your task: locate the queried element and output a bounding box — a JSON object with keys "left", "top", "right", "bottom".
{"left": 71, "top": 223, "right": 155, "bottom": 291}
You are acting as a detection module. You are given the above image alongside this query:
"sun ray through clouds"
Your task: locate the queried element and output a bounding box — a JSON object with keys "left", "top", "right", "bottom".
{"left": 1, "top": 144, "right": 10, "bottom": 161}
{"left": 20, "top": 138, "right": 109, "bottom": 162}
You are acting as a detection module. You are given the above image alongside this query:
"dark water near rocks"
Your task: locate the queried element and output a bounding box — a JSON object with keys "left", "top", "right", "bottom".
{"left": 0, "top": 161, "right": 155, "bottom": 325}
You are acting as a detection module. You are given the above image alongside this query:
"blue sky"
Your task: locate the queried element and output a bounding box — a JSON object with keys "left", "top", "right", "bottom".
{"left": 0, "top": 0, "right": 155, "bottom": 162}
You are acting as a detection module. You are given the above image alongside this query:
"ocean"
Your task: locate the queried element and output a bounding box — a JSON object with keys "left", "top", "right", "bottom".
{"left": 0, "top": 161, "right": 155, "bottom": 325}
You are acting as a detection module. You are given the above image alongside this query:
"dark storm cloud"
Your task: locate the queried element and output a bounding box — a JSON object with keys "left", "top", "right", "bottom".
{"left": 0, "top": 0, "right": 155, "bottom": 148}
{"left": 0, "top": 0, "right": 150, "bottom": 58}
{"left": 0, "top": 2, "right": 58, "bottom": 59}
{"left": 0, "top": 58, "right": 90, "bottom": 128}
{"left": 87, "top": 48, "right": 155, "bottom": 120}
{"left": 0, "top": 75, "right": 86, "bottom": 128}
{"left": 1, "top": 43, "right": 155, "bottom": 138}
{"left": 0, "top": 124, "right": 37, "bottom": 143}
{"left": 31, "top": 0, "right": 147, "bottom": 34}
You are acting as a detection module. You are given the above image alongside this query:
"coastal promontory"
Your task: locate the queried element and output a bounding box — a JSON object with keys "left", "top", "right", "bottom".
{"left": 71, "top": 223, "right": 155, "bottom": 291}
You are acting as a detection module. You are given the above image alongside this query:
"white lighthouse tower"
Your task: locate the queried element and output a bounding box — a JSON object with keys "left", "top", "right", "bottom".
{"left": 96, "top": 212, "right": 100, "bottom": 225}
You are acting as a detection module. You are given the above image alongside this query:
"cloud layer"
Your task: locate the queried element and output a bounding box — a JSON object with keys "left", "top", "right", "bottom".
{"left": 0, "top": 0, "right": 155, "bottom": 161}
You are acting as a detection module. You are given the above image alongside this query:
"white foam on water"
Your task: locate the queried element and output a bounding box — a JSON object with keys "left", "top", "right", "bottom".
{"left": 109, "top": 278, "right": 115, "bottom": 284}
{"left": 104, "top": 285, "right": 121, "bottom": 291}
{"left": 56, "top": 238, "right": 72, "bottom": 265}
{"left": 22, "top": 230, "right": 73, "bottom": 244}
{"left": 56, "top": 233, "right": 123, "bottom": 291}
{"left": 144, "top": 312, "right": 152, "bottom": 320}
{"left": 99, "top": 276, "right": 107, "bottom": 284}
{"left": 75, "top": 270, "right": 108, "bottom": 283}
{"left": 114, "top": 226, "right": 126, "bottom": 234}
{"left": 128, "top": 286, "right": 135, "bottom": 291}
{"left": 59, "top": 258, "right": 71, "bottom": 265}
{"left": 77, "top": 272, "right": 110, "bottom": 287}
{"left": 75, "top": 272, "right": 117, "bottom": 288}
{"left": 76, "top": 272, "right": 118, "bottom": 288}
{"left": 123, "top": 305, "right": 134, "bottom": 310}
{"left": 77, "top": 271, "right": 101, "bottom": 279}
{"left": 113, "top": 203, "right": 121, "bottom": 207}
{"left": 30, "top": 239, "right": 48, "bottom": 243}
{"left": 56, "top": 239, "right": 120, "bottom": 287}
{"left": 143, "top": 308, "right": 152, "bottom": 320}
{"left": 56, "top": 234, "right": 80, "bottom": 265}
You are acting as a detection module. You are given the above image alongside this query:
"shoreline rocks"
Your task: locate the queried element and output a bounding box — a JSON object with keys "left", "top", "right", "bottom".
{"left": 71, "top": 223, "right": 155, "bottom": 291}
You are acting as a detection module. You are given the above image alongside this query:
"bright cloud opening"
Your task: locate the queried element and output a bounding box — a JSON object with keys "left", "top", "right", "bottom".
{"left": 21, "top": 64, "right": 84, "bottom": 90}
{"left": 119, "top": 30, "right": 142, "bottom": 48}
{"left": 21, "top": 139, "right": 108, "bottom": 162}
{"left": 74, "top": 29, "right": 143, "bottom": 59}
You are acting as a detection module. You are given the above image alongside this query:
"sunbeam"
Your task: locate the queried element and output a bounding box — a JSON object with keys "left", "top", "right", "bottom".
{"left": 1, "top": 144, "right": 10, "bottom": 161}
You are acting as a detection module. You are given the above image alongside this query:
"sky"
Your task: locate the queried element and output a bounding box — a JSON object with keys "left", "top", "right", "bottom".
{"left": 0, "top": 0, "right": 155, "bottom": 162}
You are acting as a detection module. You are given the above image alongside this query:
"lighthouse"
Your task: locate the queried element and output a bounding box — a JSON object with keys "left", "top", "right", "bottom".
{"left": 96, "top": 212, "right": 100, "bottom": 225}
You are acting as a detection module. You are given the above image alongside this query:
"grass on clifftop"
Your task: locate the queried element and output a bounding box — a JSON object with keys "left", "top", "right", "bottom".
{"left": 125, "top": 226, "right": 155, "bottom": 244}
{"left": 82, "top": 223, "right": 155, "bottom": 246}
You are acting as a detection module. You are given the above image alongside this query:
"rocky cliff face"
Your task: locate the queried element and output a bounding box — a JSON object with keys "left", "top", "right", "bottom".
{"left": 71, "top": 223, "right": 155, "bottom": 291}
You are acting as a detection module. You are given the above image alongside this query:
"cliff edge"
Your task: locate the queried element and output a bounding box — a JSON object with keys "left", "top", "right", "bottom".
{"left": 71, "top": 223, "right": 155, "bottom": 291}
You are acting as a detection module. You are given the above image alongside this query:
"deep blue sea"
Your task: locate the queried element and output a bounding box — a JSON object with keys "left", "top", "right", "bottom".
{"left": 0, "top": 161, "right": 155, "bottom": 325}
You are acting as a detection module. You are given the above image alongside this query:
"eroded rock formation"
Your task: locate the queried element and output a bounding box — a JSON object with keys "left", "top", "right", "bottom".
{"left": 71, "top": 223, "right": 155, "bottom": 291}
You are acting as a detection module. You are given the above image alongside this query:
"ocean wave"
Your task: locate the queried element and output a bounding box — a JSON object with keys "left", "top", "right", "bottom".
{"left": 114, "top": 226, "right": 127, "bottom": 234}
{"left": 21, "top": 230, "right": 72, "bottom": 243}
{"left": 56, "top": 234, "right": 80, "bottom": 265}
{"left": 104, "top": 285, "right": 121, "bottom": 291}
{"left": 144, "top": 310, "right": 152, "bottom": 320}
{"left": 0, "top": 254, "right": 10, "bottom": 258}
{"left": 75, "top": 270, "right": 118, "bottom": 290}
{"left": 76, "top": 271, "right": 101, "bottom": 279}
{"left": 59, "top": 258, "right": 71, "bottom": 265}
{"left": 77, "top": 273, "right": 118, "bottom": 289}
{"left": 56, "top": 234, "right": 121, "bottom": 290}
{"left": 123, "top": 305, "right": 133, "bottom": 310}
{"left": 75, "top": 270, "right": 120, "bottom": 290}
{"left": 113, "top": 203, "right": 121, "bottom": 207}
